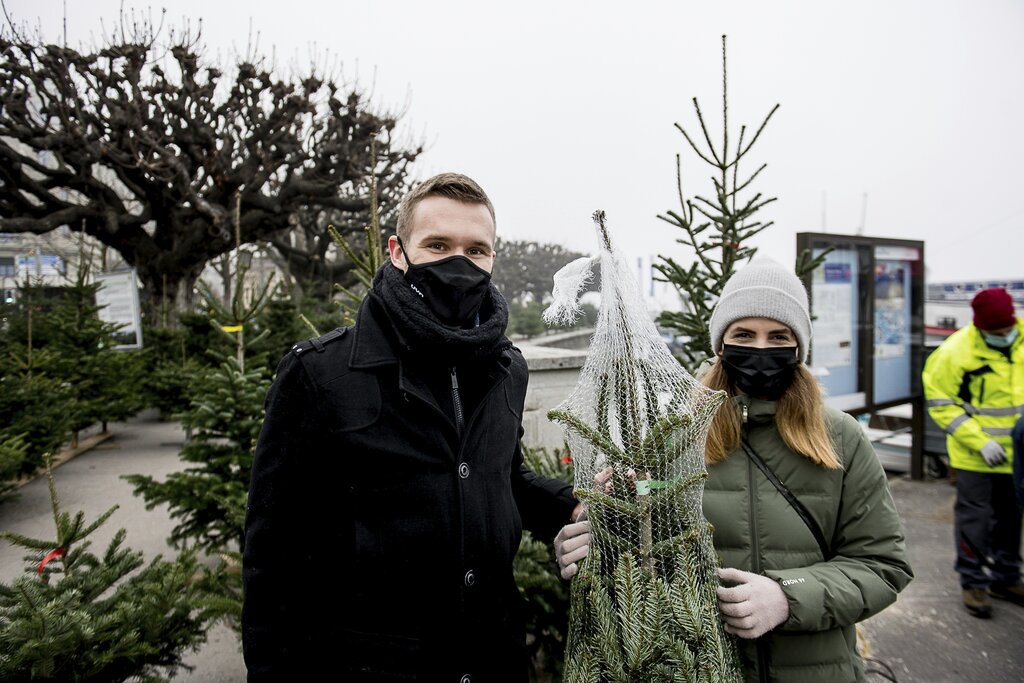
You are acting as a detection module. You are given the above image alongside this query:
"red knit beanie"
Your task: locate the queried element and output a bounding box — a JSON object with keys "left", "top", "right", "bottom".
{"left": 971, "top": 288, "right": 1015, "bottom": 330}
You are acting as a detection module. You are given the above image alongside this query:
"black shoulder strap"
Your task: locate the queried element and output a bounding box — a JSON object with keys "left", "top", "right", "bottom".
{"left": 740, "top": 437, "right": 832, "bottom": 560}
{"left": 291, "top": 327, "right": 348, "bottom": 357}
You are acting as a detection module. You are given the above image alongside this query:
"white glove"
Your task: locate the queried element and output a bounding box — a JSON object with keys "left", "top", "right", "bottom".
{"left": 980, "top": 439, "right": 1008, "bottom": 467}
{"left": 554, "top": 514, "right": 591, "bottom": 580}
{"left": 716, "top": 567, "right": 790, "bottom": 639}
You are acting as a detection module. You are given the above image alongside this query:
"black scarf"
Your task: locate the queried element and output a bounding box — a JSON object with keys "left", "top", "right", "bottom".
{"left": 370, "top": 264, "right": 512, "bottom": 362}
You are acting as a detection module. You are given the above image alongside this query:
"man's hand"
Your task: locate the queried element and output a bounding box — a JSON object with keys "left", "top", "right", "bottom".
{"left": 554, "top": 515, "right": 591, "bottom": 580}
{"left": 716, "top": 567, "right": 790, "bottom": 639}
{"left": 980, "top": 439, "right": 1008, "bottom": 467}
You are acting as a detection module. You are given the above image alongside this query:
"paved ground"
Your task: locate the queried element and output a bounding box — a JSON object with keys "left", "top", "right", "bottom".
{"left": 2, "top": 411, "right": 1022, "bottom": 682}
{"left": 858, "top": 475, "right": 1024, "bottom": 682}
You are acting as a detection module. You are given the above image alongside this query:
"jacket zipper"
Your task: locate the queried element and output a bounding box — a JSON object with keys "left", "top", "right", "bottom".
{"left": 450, "top": 367, "right": 465, "bottom": 437}
{"left": 748, "top": 454, "right": 770, "bottom": 683}
{"left": 744, "top": 406, "right": 770, "bottom": 683}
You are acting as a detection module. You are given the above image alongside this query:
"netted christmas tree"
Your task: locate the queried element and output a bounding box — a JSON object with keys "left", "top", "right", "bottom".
{"left": 543, "top": 211, "right": 742, "bottom": 683}
{"left": 0, "top": 457, "right": 215, "bottom": 681}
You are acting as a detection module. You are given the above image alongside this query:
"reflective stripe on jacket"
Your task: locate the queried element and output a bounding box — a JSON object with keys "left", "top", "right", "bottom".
{"left": 703, "top": 397, "right": 913, "bottom": 683}
{"left": 922, "top": 318, "right": 1024, "bottom": 473}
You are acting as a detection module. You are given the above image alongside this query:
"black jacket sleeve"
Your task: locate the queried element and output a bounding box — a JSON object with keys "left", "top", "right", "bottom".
{"left": 504, "top": 349, "right": 577, "bottom": 541}
{"left": 242, "top": 352, "right": 319, "bottom": 681}
{"left": 510, "top": 436, "right": 577, "bottom": 542}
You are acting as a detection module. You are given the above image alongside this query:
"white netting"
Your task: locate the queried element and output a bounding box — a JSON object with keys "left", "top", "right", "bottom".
{"left": 546, "top": 212, "right": 741, "bottom": 682}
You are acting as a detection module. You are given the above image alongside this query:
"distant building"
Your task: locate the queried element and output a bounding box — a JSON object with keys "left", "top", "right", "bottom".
{"left": 197, "top": 249, "right": 280, "bottom": 306}
{"left": 0, "top": 228, "right": 89, "bottom": 303}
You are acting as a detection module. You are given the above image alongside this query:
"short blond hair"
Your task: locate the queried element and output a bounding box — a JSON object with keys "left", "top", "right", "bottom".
{"left": 396, "top": 173, "right": 496, "bottom": 243}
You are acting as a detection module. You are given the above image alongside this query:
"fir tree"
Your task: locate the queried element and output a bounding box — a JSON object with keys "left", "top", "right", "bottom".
{"left": 125, "top": 237, "right": 275, "bottom": 632}
{"left": 516, "top": 444, "right": 575, "bottom": 681}
{"left": 0, "top": 458, "right": 216, "bottom": 682}
{"left": 653, "top": 36, "right": 776, "bottom": 373}
{"left": 0, "top": 367, "right": 72, "bottom": 477}
{"left": 142, "top": 323, "right": 202, "bottom": 420}
{"left": 125, "top": 272, "right": 273, "bottom": 555}
{"left": 45, "top": 272, "right": 146, "bottom": 437}
{"left": 0, "top": 434, "right": 28, "bottom": 501}
{"left": 327, "top": 132, "right": 388, "bottom": 328}
{"left": 0, "top": 289, "right": 75, "bottom": 474}
{"left": 654, "top": 36, "right": 829, "bottom": 373}
{"left": 0, "top": 252, "right": 144, "bottom": 458}
{"left": 124, "top": 349, "right": 270, "bottom": 554}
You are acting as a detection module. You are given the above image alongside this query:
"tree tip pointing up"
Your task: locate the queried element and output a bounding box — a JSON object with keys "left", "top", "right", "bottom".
{"left": 592, "top": 209, "right": 613, "bottom": 251}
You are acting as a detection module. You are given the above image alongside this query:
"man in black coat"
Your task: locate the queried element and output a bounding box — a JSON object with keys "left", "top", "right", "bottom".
{"left": 242, "top": 173, "right": 579, "bottom": 682}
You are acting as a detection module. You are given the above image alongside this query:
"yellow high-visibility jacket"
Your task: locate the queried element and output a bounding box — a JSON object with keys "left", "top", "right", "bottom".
{"left": 923, "top": 318, "right": 1024, "bottom": 473}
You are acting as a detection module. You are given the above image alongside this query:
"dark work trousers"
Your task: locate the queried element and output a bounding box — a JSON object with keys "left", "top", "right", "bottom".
{"left": 954, "top": 469, "right": 1023, "bottom": 588}
{"left": 1013, "top": 417, "right": 1024, "bottom": 511}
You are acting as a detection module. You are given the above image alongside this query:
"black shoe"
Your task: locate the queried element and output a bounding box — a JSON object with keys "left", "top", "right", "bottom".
{"left": 963, "top": 587, "right": 992, "bottom": 618}
{"left": 990, "top": 583, "right": 1024, "bottom": 607}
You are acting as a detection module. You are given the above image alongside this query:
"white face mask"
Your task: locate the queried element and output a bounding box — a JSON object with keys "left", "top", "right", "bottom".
{"left": 982, "top": 327, "right": 1019, "bottom": 348}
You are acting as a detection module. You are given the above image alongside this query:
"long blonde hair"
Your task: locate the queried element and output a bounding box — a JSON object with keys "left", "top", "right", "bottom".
{"left": 702, "top": 358, "right": 842, "bottom": 469}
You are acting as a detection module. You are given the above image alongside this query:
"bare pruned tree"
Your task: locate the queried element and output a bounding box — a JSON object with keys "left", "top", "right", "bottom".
{"left": 0, "top": 20, "right": 419, "bottom": 319}
{"left": 266, "top": 145, "right": 415, "bottom": 302}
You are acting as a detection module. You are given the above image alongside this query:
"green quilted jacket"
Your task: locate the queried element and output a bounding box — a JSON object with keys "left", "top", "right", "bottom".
{"left": 703, "top": 396, "right": 913, "bottom": 683}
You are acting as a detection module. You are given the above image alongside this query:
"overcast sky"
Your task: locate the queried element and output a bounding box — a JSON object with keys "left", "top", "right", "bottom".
{"left": 8, "top": 0, "right": 1023, "bottom": 284}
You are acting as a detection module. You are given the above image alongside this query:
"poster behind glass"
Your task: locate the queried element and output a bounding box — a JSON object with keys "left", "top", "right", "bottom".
{"left": 873, "top": 245, "right": 918, "bottom": 404}
{"left": 810, "top": 247, "right": 860, "bottom": 405}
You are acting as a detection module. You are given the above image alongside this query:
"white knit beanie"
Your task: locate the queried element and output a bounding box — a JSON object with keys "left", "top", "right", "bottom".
{"left": 708, "top": 257, "right": 812, "bottom": 363}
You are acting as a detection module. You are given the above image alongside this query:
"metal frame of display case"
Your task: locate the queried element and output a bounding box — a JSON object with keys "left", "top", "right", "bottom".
{"left": 797, "top": 232, "right": 926, "bottom": 479}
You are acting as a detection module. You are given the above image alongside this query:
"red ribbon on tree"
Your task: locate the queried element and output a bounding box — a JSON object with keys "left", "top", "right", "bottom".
{"left": 37, "top": 548, "right": 65, "bottom": 575}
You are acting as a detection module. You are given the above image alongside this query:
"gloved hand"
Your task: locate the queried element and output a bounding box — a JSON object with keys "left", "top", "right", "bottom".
{"left": 716, "top": 567, "right": 790, "bottom": 639}
{"left": 554, "top": 512, "right": 591, "bottom": 580}
{"left": 980, "top": 439, "right": 1008, "bottom": 467}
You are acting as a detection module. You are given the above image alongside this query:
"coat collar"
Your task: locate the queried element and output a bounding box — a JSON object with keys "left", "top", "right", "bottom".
{"left": 733, "top": 394, "right": 778, "bottom": 425}
{"left": 349, "top": 294, "right": 404, "bottom": 369}
{"left": 348, "top": 293, "right": 514, "bottom": 439}
{"left": 967, "top": 320, "right": 1022, "bottom": 360}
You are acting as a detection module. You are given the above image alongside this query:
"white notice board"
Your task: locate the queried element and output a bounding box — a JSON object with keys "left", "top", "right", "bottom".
{"left": 95, "top": 270, "right": 144, "bottom": 349}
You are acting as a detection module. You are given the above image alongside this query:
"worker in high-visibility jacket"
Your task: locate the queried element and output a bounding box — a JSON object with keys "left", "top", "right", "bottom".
{"left": 923, "top": 287, "right": 1024, "bottom": 618}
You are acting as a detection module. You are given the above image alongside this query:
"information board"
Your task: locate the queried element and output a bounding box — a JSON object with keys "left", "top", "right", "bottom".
{"left": 95, "top": 270, "right": 144, "bottom": 349}
{"left": 873, "top": 246, "right": 920, "bottom": 403}
{"left": 797, "top": 232, "right": 926, "bottom": 479}
{"left": 810, "top": 249, "right": 859, "bottom": 401}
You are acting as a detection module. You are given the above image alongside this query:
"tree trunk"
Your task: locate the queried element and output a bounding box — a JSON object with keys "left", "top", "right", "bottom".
{"left": 216, "top": 254, "right": 233, "bottom": 308}
{"left": 136, "top": 264, "right": 201, "bottom": 328}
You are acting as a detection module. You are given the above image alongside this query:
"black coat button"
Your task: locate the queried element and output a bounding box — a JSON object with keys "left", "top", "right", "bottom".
{"left": 459, "top": 462, "right": 470, "bottom": 479}
{"left": 464, "top": 570, "right": 475, "bottom": 587}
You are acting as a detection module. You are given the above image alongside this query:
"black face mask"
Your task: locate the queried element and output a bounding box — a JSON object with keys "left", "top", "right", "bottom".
{"left": 399, "top": 239, "right": 492, "bottom": 327}
{"left": 720, "top": 344, "right": 799, "bottom": 400}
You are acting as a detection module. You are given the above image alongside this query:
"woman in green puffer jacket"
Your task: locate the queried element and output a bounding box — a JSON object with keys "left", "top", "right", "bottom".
{"left": 700, "top": 257, "right": 914, "bottom": 683}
